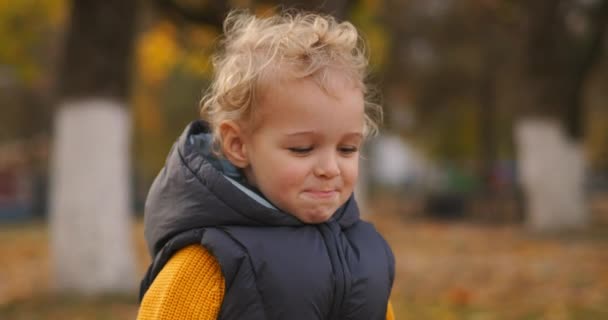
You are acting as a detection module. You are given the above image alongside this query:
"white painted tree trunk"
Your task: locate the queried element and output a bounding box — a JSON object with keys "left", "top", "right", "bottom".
{"left": 514, "top": 118, "right": 588, "bottom": 231}
{"left": 49, "top": 99, "right": 136, "bottom": 293}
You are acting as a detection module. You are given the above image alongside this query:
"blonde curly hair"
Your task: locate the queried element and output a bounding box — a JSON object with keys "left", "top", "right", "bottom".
{"left": 200, "top": 10, "right": 382, "bottom": 149}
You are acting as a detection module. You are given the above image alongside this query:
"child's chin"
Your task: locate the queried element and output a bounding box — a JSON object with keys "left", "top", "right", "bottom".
{"left": 295, "top": 208, "right": 335, "bottom": 224}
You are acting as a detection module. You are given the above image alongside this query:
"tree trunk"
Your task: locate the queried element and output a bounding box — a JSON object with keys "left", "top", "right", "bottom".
{"left": 515, "top": 0, "right": 608, "bottom": 232}
{"left": 514, "top": 117, "right": 587, "bottom": 231}
{"left": 50, "top": 0, "right": 137, "bottom": 294}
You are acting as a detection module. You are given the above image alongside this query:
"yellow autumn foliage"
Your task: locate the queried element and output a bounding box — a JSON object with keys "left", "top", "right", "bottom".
{"left": 182, "top": 26, "right": 219, "bottom": 76}
{"left": 0, "top": 0, "right": 66, "bottom": 85}
{"left": 350, "top": 0, "right": 389, "bottom": 69}
{"left": 136, "top": 21, "right": 181, "bottom": 86}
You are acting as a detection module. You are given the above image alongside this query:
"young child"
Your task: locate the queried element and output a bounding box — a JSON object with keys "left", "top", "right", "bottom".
{"left": 137, "top": 10, "right": 395, "bottom": 320}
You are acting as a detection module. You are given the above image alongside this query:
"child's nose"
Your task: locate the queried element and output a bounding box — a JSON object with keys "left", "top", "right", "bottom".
{"left": 313, "top": 152, "right": 340, "bottom": 178}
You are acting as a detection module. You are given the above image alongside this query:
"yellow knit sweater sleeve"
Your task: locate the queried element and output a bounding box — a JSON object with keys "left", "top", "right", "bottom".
{"left": 137, "top": 245, "right": 225, "bottom": 320}
{"left": 137, "top": 244, "right": 395, "bottom": 320}
{"left": 386, "top": 300, "right": 395, "bottom": 320}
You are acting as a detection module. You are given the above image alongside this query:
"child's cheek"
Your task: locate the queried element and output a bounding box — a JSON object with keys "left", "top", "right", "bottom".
{"left": 347, "top": 161, "right": 360, "bottom": 183}
{"left": 276, "top": 163, "right": 307, "bottom": 189}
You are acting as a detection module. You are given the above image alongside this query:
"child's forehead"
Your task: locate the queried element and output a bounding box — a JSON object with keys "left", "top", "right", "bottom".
{"left": 258, "top": 66, "right": 361, "bottom": 99}
{"left": 253, "top": 74, "right": 360, "bottom": 124}
{"left": 249, "top": 71, "right": 363, "bottom": 125}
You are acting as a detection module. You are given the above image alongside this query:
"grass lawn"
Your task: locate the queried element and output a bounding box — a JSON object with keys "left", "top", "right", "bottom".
{"left": 1, "top": 204, "right": 608, "bottom": 319}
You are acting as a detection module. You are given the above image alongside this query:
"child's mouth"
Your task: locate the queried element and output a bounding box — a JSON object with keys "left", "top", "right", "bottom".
{"left": 303, "top": 189, "right": 339, "bottom": 199}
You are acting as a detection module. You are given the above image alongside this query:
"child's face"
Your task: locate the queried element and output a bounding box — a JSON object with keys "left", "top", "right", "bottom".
{"left": 240, "top": 72, "right": 364, "bottom": 223}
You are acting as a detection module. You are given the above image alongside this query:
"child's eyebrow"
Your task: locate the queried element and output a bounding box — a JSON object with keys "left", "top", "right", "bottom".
{"left": 283, "top": 130, "right": 326, "bottom": 138}
{"left": 344, "top": 132, "right": 364, "bottom": 139}
{"left": 284, "top": 131, "right": 363, "bottom": 138}
{"left": 285, "top": 131, "right": 315, "bottom": 137}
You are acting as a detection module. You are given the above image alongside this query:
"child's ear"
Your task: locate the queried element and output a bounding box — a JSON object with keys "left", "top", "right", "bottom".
{"left": 218, "top": 120, "right": 249, "bottom": 168}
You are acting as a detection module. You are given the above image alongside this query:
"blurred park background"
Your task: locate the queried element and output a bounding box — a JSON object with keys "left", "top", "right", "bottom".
{"left": 1, "top": 0, "right": 608, "bottom": 319}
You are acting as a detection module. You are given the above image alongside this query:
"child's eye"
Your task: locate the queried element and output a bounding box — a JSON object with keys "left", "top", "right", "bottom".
{"left": 339, "top": 146, "right": 358, "bottom": 154}
{"left": 288, "top": 146, "right": 313, "bottom": 154}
